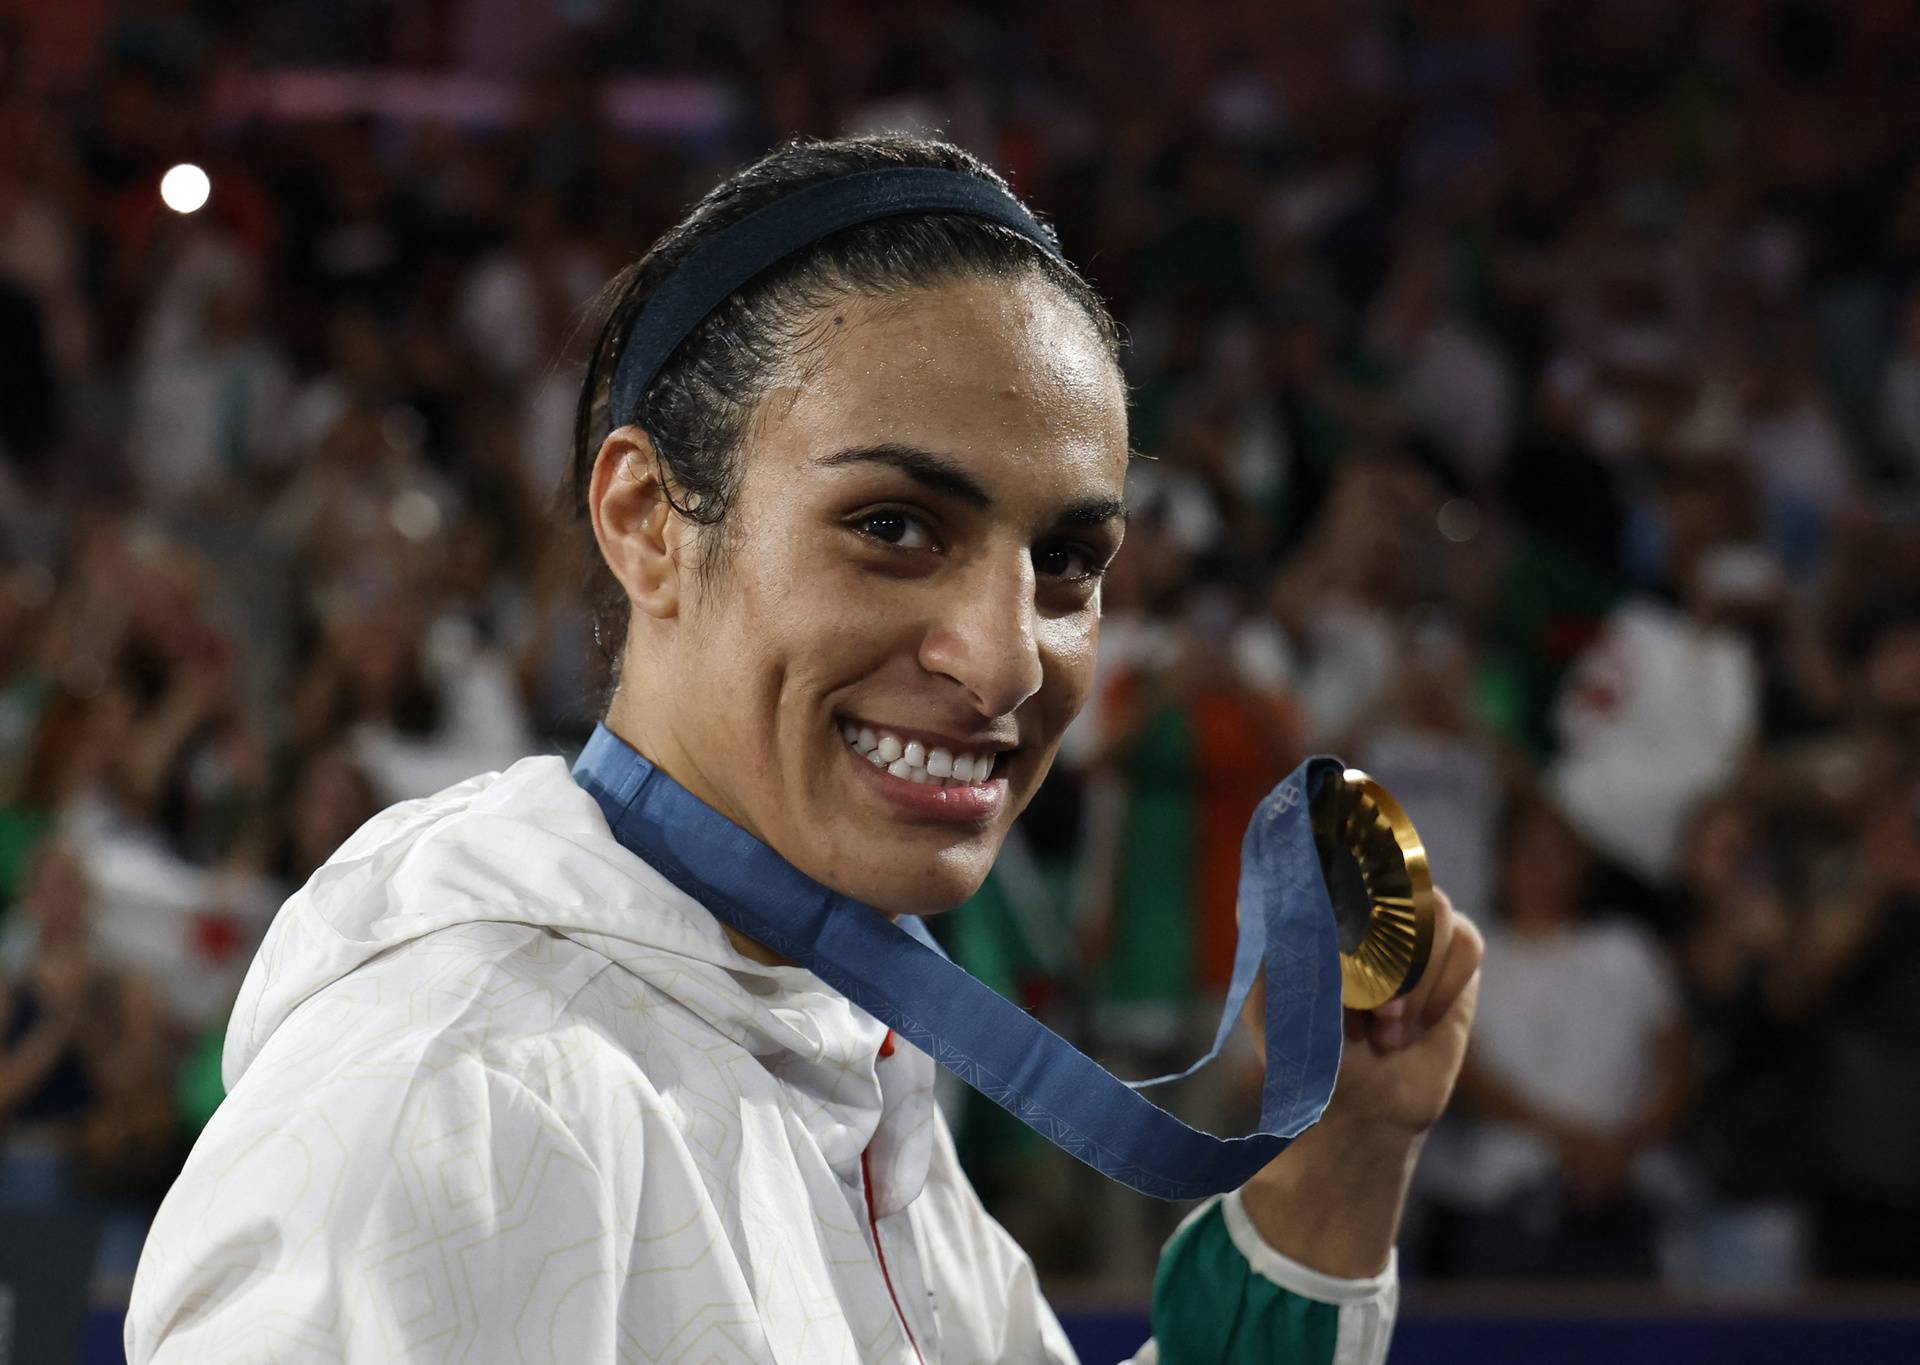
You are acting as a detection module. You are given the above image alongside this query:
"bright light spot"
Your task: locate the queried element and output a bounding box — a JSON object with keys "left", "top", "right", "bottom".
{"left": 1437, "top": 498, "right": 1482, "bottom": 543}
{"left": 160, "top": 163, "right": 211, "bottom": 214}
{"left": 390, "top": 490, "right": 442, "bottom": 543}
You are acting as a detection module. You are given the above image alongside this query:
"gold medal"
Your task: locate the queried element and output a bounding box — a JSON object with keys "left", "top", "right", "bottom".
{"left": 1310, "top": 769, "right": 1436, "bottom": 1011}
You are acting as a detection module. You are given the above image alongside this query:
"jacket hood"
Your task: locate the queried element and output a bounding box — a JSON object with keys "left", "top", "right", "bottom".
{"left": 224, "top": 754, "right": 929, "bottom": 1196}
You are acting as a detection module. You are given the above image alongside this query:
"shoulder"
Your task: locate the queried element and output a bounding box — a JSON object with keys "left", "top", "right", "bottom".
{"left": 130, "top": 1028, "right": 633, "bottom": 1364}
{"left": 1581, "top": 916, "right": 1670, "bottom": 973}
{"left": 263, "top": 917, "right": 609, "bottom": 1050}
{"left": 208, "top": 921, "right": 682, "bottom": 1211}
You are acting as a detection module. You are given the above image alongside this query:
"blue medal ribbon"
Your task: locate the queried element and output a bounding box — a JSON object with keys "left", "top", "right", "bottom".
{"left": 572, "top": 723, "right": 1344, "bottom": 1201}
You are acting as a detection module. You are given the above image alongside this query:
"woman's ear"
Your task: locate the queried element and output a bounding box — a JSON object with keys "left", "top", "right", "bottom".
{"left": 589, "top": 425, "right": 683, "bottom": 620}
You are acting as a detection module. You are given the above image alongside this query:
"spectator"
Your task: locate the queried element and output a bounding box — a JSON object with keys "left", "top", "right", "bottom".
{"left": 1666, "top": 792, "right": 1812, "bottom": 1288}
{"left": 1787, "top": 673, "right": 1920, "bottom": 1279}
{"left": 124, "top": 226, "right": 291, "bottom": 516}
{"left": 0, "top": 840, "right": 176, "bottom": 1273}
{"left": 291, "top": 592, "right": 536, "bottom": 803}
{"left": 1420, "top": 795, "right": 1693, "bottom": 1279}
{"left": 1368, "top": 235, "right": 1516, "bottom": 486}
{"left": 269, "top": 743, "right": 380, "bottom": 891}
{"left": 1742, "top": 328, "right": 1858, "bottom": 572}
{"left": 1549, "top": 539, "right": 1765, "bottom": 884}
{"left": 1267, "top": 455, "right": 1441, "bottom": 745}
{"left": 176, "top": 744, "right": 380, "bottom": 1139}
{"left": 1082, "top": 585, "right": 1303, "bottom": 1027}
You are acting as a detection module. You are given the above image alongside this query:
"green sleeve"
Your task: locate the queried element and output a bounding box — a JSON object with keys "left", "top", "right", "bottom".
{"left": 1147, "top": 1193, "right": 1396, "bottom": 1365}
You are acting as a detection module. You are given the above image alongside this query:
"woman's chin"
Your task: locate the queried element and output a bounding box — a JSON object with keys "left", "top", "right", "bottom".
{"left": 831, "top": 848, "right": 993, "bottom": 918}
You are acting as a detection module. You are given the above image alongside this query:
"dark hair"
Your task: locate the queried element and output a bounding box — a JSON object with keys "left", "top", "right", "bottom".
{"left": 567, "top": 134, "right": 1122, "bottom": 668}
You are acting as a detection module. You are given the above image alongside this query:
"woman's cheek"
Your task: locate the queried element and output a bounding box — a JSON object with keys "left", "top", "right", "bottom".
{"left": 1040, "top": 614, "right": 1099, "bottom": 719}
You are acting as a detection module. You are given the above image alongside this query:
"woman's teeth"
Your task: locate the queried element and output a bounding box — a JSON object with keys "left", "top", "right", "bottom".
{"left": 842, "top": 723, "right": 1000, "bottom": 787}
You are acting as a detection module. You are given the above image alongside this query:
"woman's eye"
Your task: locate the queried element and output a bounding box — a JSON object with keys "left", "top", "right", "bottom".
{"left": 852, "top": 510, "right": 935, "bottom": 551}
{"left": 1033, "top": 541, "right": 1104, "bottom": 581}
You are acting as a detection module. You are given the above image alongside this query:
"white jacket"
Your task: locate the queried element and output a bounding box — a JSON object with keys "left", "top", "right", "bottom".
{"left": 127, "top": 755, "right": 1397, "bottom": 1363}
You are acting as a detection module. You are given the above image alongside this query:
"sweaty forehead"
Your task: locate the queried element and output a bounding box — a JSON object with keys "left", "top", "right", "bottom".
{"left": 758, "top": 275, "right": 1129, "bottom": 488}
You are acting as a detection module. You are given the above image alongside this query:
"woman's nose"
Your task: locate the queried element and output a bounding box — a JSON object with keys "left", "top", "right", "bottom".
{"left": 916, "top": 554, "right": 1044, "bottom": 718}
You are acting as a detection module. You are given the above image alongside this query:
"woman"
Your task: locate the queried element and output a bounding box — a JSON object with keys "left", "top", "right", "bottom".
{"left": 1426, "top": 795, "right": 1688, "bottom": 1279}
{"left": 0, "top": 841, "right": 177, "bottom": 1268}
{"left": 127, "top": 135, "right": 1481, "bottom": 1364}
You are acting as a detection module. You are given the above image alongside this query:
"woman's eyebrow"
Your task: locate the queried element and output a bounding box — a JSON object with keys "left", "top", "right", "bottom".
{"left": 815, "top": 443, "right": 991, "bottom": 509}
{"left": 814, "top": 443, "right": 1127, "bottom": 528}
{"left": 1058, "top": 497, "right": 1128, "bottom": 529}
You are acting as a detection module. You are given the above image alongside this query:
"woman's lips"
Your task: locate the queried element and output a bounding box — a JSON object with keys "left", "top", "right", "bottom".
{"left": 843, "top": 739, "right": 1007, "bottom": 823}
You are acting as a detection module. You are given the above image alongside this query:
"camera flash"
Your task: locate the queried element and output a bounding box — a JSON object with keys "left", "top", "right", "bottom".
{"left": 160, "top": 163, "right": 211, "bottom": 215}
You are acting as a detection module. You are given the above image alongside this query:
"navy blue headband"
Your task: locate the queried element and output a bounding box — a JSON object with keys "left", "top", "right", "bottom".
{"left": 608, "top": 166, "right": 1065, "bottom": 429}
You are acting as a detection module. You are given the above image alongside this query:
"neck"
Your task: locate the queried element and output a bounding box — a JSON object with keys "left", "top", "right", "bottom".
{"left": 1507, "top": 914, "right": 1573, "bottom": 940}
{"left": 603, "top": 682, "right": 754, "bottom": 832}
{"left": 596, "top": 699, "right": 794, "bottom": 969}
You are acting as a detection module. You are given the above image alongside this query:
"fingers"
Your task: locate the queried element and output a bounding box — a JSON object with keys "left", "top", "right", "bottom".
{"left": 1365, "top": 888, "right": 1483, "bottom": 1051}
{"left": 1255, "top": 889, "right": 1487, "bottom": 1057}
{"left": 1367, "top": 1005, "right": 1414, "bottom": 1051}
{"left": 1419, "top": 890, "right": 1483, "bottom": 1031}
{"left": 1367, "top": 886, "right": 1453, "bottom": 1033}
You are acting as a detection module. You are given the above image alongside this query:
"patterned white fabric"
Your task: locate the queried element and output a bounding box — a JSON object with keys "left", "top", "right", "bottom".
{"left": 126, "top": 753, "right": 1384, "bottom": 1363}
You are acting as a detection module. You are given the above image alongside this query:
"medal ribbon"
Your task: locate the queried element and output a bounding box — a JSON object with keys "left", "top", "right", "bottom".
{"left": 572, "top": 723, "right": 1344, "bottom": 1200}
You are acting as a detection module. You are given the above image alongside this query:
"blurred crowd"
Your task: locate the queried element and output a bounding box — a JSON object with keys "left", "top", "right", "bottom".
{"left": 2, "top": 0, "right": 1919, "bottom": 1300}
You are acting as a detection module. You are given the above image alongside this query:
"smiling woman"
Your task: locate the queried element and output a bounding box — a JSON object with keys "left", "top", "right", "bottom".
{"left": 589, "top": 268, "right": 1128, "bottom": 916}
{"left": 126, "top": 135, "right": 1475, "bottom": 1365}
{"left": 571, "top": 138, "right": 1130, "bottom": 917}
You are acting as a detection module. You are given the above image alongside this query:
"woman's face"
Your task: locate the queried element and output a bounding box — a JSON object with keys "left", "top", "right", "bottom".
{"left": 606, "top": 273, "right": 1129, "bottom": 914}
{"left": 1499, "top": 801, "right": 1591, "bottom": 926}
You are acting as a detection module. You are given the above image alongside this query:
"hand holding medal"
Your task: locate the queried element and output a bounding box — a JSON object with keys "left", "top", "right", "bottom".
{"left": 1245, "top": 768, "right": 1482, "bottom": 1130}
{"left": 1241, "top": 765, "right": 1479, "bottom": 1066}
{"left": 1232, "top": 769, "right": 1483, "bottom": 1277}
